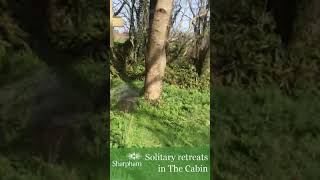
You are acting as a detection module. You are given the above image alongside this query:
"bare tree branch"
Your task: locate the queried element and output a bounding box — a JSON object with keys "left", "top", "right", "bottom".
{"left": 114, "top": 1, "right": 127, "bottom": 16}
{"left": 187, "top": 10, "right": 209, "bottom": 33}
{"left": 188, "top": 0, "right": 196, "bottom": 17}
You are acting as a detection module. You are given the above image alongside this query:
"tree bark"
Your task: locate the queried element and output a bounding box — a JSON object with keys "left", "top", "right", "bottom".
{"left": 148, "top": 0, "right": 157, "bottom": 35}
{"left": 144, "top": 0, "right": 173, "bottom": 102}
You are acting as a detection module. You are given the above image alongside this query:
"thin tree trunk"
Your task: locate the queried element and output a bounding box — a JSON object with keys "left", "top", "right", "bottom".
{"left": 129, "top": 0, "right": 136, "bottom": 38}
{"left": 144, "top": 0, "right": 174, "bottom": 102}
{"left": 135, "top": 0, "right": 148, "bottom": 59}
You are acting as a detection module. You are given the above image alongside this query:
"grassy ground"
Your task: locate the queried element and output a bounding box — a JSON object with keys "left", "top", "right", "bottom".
{"left": 213, "top": 86, "right": 320, "bottom": 179}
{"left": 110, "top": 77, "right": 210, "bottom": 148}
{"left": 0, "top": 154, "right": 106, "bottom": 180}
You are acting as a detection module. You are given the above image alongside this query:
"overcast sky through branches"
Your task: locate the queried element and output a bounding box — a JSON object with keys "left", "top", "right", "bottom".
{"left": 112, "top": 0, "right": 209, "bottom": 33}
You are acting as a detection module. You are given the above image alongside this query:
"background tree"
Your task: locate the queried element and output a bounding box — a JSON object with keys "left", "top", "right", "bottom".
{"left": 187, "top": 0, "right": 209, "bottom": 76}
{"left": 134, "top": 0, "right": 148, "bottom": 60}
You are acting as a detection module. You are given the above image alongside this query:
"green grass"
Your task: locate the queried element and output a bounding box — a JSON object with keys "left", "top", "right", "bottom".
{"left": 0, "top": 154, "right": 107, "bottom": 180}
{"left": 213, "top": 86, "right": 320, "bottom": 180}
{"left": 110, "top": 78, "right": 210, "bottom": 148}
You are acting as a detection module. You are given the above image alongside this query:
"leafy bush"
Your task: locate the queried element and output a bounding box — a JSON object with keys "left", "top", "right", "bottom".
{"left": 0, "top": 51, "right": 45, "bottom": 85}
{"left": 0, "top": 13, "right": 28, "bottom": 50}
{"left": 47, "top": 0, "right": 107, "bottom": 51}
{"left": 111, "top": 36, "right": 210, "bottom": 90}
{"left": 165, "top": 63, "right": 209, "bottom": 90}
{"left": 212, "top": 0, "right": 320, "bottom": 93}
{"left": 72, "top": 58, "right": 106, "bottom": 88}
{"left": 213, "top": 0, "right": 282, "bottom": 86}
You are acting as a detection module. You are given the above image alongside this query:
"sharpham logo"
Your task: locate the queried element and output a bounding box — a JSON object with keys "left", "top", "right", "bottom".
{"left": 112, "top": 152, "right": 143, "bottom": 168}
{"left": 128, "top": 152, "right": 141, "bottom": 160}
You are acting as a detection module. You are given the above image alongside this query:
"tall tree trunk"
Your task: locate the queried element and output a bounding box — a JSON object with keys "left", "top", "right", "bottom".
{"left": 144, "top": 0, "right": 173, "bottom": 102}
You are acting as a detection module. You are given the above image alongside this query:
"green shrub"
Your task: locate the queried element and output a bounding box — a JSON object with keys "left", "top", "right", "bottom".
{"left": 0, "top": 51, "right": 45, "bottom": 85}
{"left": 212, "top": 0, "right": 320, "bottom": 92}
{"left": 213, "top": 0, "right": 282, "bottom": 86}
{"left": 165, "top": 63, "right": 209, "bottom": 90}
{"left": 72, "top": 58, "right": 106, "bottom": 87}
{"left": 47, "top": 0, "right": 107, "bottom": 51}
